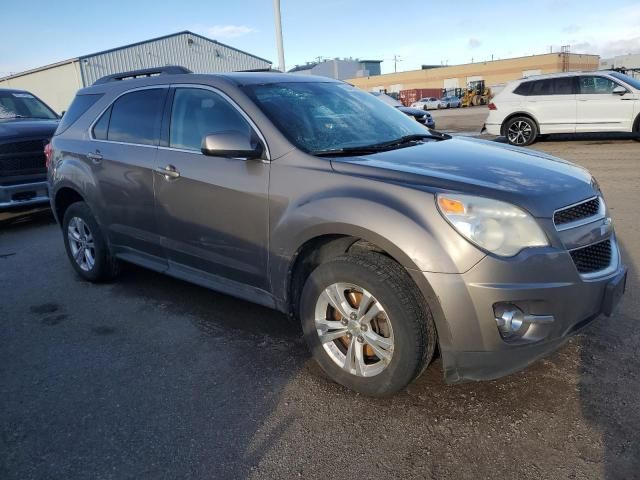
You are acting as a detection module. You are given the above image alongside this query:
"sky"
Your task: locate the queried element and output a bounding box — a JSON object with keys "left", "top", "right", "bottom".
{"left": 1, "top": 0, "right": 639, "bottom": 77}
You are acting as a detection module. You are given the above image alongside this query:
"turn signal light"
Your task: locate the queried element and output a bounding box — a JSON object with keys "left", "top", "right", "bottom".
{"left": 437, "top": 196, "right": 466, "bottom": 215}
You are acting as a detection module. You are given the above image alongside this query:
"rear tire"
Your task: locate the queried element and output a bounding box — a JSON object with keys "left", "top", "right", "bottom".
{"left": 300, "top": 252, "right": 436, "bottom": 397}
{"left": 62, "top": 202, "right": 120, "bottom": 282}
{"left": 504, "top": 116, "right": 538, "bottom": 146}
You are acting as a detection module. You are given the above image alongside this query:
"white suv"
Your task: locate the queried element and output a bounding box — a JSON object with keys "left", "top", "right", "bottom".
{"left": 483, "top": 71, "right": 640, "bottom": 146}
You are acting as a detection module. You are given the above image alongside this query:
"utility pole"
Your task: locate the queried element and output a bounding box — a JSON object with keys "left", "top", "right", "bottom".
{"left": 393, "top": 55, "right": 402, "bottom": 73}
{"left": 273, "top": 0, "right": 286, "bottom": 72}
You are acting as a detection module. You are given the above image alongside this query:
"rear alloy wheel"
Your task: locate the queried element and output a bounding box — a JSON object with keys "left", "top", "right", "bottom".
{"left": 62, "top": 202, "right": 120, "bottom": 282}
{"left": 300, "top": 253, "right": 436, "bottom": 396}
{"left": 505, "top": 116, "right": 538, "bottom": 146}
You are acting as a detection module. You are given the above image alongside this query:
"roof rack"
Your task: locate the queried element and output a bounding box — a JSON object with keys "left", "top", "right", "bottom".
{"left": 93, "top": 66, "right": 192, "bottom": 85}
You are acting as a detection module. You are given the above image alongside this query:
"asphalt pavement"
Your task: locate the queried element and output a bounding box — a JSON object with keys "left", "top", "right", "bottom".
{"left": 1, "top": 131, "right": 639, "bottom": 479}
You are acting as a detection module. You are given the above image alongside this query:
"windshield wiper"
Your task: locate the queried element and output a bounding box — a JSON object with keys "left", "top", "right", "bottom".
{"left": 311, "top": 133, "right": 449, "bottom": 157}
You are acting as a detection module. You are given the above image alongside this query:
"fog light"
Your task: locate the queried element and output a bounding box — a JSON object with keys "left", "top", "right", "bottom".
{"left": 494, "top": 304, "right": 528, "bottom": 339}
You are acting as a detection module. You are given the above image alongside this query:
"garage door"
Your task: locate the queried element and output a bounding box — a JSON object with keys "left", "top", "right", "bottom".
{"left": 443, "top": 78, "right": 459, "bottom": 89}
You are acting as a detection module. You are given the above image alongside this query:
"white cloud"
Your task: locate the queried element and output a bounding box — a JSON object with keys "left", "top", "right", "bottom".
{"left": 204, "top": 25, "right": 255, "bottom": 39}
{"left": 468, "top": 37, "right": 482, "bottom": 49}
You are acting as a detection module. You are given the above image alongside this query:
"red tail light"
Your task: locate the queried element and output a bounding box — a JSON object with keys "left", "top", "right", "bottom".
{"left": 488, "top": 102, "right": 497, "bottom": 110}
{"left": 44, "top": 142, "right": 52, "bottom": 168}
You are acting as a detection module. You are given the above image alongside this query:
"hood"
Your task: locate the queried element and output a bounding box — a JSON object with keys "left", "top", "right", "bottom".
{"left": 330, "top": 136, "right": 596, "bottom": 218}
{"left": 397, "top": 106, "right": 430, "bottom": 117}
{"left": 0, "top": 119, "right": 59, "bottom": 141}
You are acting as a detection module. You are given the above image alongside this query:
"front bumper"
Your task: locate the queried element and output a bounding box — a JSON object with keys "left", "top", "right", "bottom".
{"left": 0, "top": 181, "right": 49, "bottom": 212}
{"left": 419, "top": 238, "right": 627, "bottom": 383}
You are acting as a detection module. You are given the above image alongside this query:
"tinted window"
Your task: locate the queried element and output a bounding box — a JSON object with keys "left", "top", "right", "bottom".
{"left": 92, "top": 106, "right": 111, "bottom": 140}
{"left": 530, "top": 79, "right": 553, "bottom": 95}
{"left": 55, "top": 94, "right": 102, "bottom": 135}
{"left": 551, "top": 77, "right": 574, "bottom": 94}
{"left": 107, "top": 89, "right": 165, "bottom": 145}
{"left": 579, "top": 76, "right": 619, "bottom": 94}
{"left": 169, "top": 88, "right": 252, "bottom": 151}
{"left": 513, "top": 82, "right": 532, "bottom": 95}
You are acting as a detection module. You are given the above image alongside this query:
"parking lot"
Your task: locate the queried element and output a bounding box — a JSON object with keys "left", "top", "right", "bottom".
{"left": 1, "top": 107, "right": 639, "bottom": 479}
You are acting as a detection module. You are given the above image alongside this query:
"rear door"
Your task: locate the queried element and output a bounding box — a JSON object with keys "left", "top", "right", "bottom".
{"left": 526, "top": 77, "right": 576, "bottom": 134}
{"left": 576, "top": 75, "right": 635, "bottom": 132}
{"left": 154, "top": 85, "right": 271, "bottom": 291}
{"left": 89, "top": 87, "right": 168, "bottom": 265}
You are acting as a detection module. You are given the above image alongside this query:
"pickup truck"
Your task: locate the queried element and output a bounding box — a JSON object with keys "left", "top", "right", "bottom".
{"left": 0, "top": 88, "right": 59, "bottom": 216}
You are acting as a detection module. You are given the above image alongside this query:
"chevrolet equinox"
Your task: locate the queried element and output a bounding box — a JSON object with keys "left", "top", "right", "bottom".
{"left": 48, "top": 67, "right": 628, "bottom": 396}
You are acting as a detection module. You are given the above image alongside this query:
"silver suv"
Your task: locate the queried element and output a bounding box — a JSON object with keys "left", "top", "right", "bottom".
{"left": 49, "top": 68, "right": 627, "bottom": 396}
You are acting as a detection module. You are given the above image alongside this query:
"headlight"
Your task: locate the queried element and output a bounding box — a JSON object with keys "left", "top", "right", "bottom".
{"left": 436, "top": 193, "right": 549, "bottom": 257}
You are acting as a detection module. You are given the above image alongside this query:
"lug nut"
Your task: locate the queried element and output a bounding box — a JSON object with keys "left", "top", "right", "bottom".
{"left": 341, "top": 318, "right": 348, "bottom": 326}
{"left": 349, "top": 312, "right": 357, "bottom": 320}
{"left": 357, "top": 335, "right": 364, "bottom": 343}
{"left": 360, "top": 324, "right": 368, "bottom": 332}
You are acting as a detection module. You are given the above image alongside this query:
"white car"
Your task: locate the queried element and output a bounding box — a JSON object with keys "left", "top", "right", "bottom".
{"left": 483, "top": 71, "right": 640, "bottom": 146}
{"left": 441, "top": 96, "right": 462, "bottom": 108}
{"left": 411, "top": 97, "right": 443, "bottom": 110}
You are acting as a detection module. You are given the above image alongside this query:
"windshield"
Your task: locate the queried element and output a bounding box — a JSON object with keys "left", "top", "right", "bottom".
{"left": 370, "top": 92, "right": 403, "bottom": 107}
{"left": 0, "top": 91, "right": 58, "bottom": 120}
{"left": 242, "top": 81, "right": 429, "bottom": 153}
{"left": 609, "top": 72, "right": 640, "bottom": 90}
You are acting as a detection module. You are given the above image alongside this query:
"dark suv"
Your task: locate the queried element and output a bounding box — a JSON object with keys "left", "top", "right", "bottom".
{"left": 0, "top": 88, "right": 59, "bottom": 214}
{"left": 48, "top": 68, "right": 627, "bottom": 396}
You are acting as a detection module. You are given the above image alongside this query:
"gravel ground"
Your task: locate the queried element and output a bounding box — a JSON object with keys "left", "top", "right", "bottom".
{"left": 1, "top": 110, "right": 639, "bottom": 479}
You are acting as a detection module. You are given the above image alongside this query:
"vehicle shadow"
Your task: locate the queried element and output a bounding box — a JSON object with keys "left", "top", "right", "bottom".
{"left": 491, "top": 132, "right": 639, "bottom": 144}
{"left": 577, "top": 236, "right": 640, "bottom": 478}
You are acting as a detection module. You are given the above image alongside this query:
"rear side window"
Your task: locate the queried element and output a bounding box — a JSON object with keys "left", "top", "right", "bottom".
{"left": 107, "top": 89, "right": 166, "bottom": 145}
{"left": 515, "top": 78, "right": 575, "bottom": 96}
{"left": 55, "top": 94, "right": 102, "bottom": 135}
{"left": 92, "top": 107, "right": 111, "bottom": 140}
{"left": 513, "top": 82, "right": 532, "bottom": 95}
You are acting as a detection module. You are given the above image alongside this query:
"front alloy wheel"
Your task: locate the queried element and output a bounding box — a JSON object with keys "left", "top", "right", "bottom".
{"left": 300, "top": 253, "right": 437, "bottom": 396}
{"left": 315, "top": 283, "right": 394, "bottom": 377}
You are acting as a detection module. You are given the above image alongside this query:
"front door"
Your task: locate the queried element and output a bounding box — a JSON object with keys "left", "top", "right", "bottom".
{"left": 576, "top": 75, "right": 635, "bottom": 132}
{"left": 154, "top": 86, "right": 271, "bottom": 291}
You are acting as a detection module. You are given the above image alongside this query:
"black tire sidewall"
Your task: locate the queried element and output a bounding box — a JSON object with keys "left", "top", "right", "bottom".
{"left": 505, "top": 116, "right": 538, "bottom": 146}
{"left": 62, "top": 202, "right": 114, "bottom": 282}
{"left": 300, "top": 254, "right": 431, "bottom": 396}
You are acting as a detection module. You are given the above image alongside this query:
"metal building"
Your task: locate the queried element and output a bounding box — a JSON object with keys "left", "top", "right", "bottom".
{"left": 0, "top": 31, "right": 272, "bottom": 112}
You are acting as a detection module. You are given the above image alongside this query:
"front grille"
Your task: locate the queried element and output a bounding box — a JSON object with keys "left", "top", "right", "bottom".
{"left": 554, "top": 197, "right": 600, "bottom": 227}
{"left": 0, "top": 140, "right": 46, "bottom": 155}
{"left": 570, "top": 239, "right": 612, "bottom": 274}
{"left": 0, "top": 139, "right": 47, "bottom": 177}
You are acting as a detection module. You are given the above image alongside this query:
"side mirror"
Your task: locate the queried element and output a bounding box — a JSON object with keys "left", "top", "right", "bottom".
{"left": 612, "top": 86, "right": 627, "bottom": 95}
{"left": 59, "top": 111, "right": 66, "bottom": 118}
{"left": 201, "top": 131, "right": 264, "bottom": 159}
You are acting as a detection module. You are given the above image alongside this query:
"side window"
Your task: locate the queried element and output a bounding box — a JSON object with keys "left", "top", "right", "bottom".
{"left": 92, "top": 106, "right": 111, "bottom": 140}
{"left": 530, "top": 79, "right": 553, "bottom": 95}
{"left": 513, "top": 82, "right": 533, "bottom": 95}
{"left": 55, "top": 93, "right": 102, "bottom": 135}
{"left": 579, "top": 76, "right": 619, "bottom": 94}
{"left": 169, "top": 88, "right": 253, "bottom": 151}
{"left": 107, "top": 89, "right": 165, "bottom": 145}
{"left": 550, "top": 77, "right": 574, "bottom": 95}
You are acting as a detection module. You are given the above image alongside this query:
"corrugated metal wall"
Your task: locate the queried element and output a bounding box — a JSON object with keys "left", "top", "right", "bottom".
{"left": 80, "top": 32, "right": 271, "bottom": 86}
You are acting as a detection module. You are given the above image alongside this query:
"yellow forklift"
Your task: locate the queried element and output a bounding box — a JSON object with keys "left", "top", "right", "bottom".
{"left": 461, "top": 80, "right": 492, "bottom": 107}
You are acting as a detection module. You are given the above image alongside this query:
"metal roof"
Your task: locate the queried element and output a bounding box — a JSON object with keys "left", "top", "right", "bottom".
{"left": 0, "top": 31, "right": 271, "bottom": 83}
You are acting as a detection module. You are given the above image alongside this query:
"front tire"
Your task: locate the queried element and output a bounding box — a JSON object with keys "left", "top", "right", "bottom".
{"left": 62, "top": 202, "right": 120, "bottom": 282}
{"left": 504, "top": 116, "right": 538, "bottom": 146}
{"left": 300, "top": 253, "right": 436, "bottom": 397}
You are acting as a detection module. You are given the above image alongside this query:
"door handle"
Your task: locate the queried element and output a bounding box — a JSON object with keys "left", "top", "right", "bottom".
{"left": 155, "top": 165, "right": 181, "bottom": 179}
{"left": 87, "top": 152, "right": 103, "bottom": 163}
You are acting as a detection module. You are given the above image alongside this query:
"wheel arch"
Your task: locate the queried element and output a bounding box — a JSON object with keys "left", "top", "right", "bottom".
{"left": 500, "top": 111, "right": 540, "bottom": 136}
{"left": 53, "top": 185, "right": 86, "bottom": 227}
